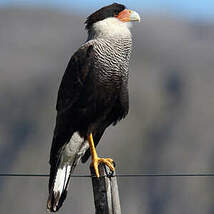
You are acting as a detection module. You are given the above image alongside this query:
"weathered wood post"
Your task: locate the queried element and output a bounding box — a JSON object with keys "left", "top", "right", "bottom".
{"left": 90, "top": 163, "right": 121, "bottom": 214}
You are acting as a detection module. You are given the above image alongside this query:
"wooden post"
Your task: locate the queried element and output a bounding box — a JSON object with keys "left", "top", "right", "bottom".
{"left": 90, "top": 163, "right": 121, "bottom": 214}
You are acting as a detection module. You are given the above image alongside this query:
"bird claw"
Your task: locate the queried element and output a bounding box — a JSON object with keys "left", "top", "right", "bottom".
{"left": 91, "top": 157, "right": 115, "bottom": 177}
{"left": 105, "top": 160, "right": 116, "bottom": 178}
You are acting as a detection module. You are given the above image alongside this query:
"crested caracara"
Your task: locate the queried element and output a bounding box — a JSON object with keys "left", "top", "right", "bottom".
{"left": 47, "top": 3, "right": 140, "bottom": 212}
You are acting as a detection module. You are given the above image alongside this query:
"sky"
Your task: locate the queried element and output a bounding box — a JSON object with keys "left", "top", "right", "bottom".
{"left": 0, "top": 0, "right": 213, "bottom": 21}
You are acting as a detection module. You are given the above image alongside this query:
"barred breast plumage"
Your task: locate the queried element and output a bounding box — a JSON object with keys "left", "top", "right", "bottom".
{"left": 90, "top": 36, "right": 132, "bottom": 88}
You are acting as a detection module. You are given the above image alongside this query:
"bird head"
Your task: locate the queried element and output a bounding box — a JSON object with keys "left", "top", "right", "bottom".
{"left": 85, "top": 3, "right": 140, "bottom": 38}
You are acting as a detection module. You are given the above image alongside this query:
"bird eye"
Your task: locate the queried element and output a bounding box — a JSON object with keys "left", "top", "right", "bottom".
{"left": 114, "top": 10, "right": 120, "bottom": 16}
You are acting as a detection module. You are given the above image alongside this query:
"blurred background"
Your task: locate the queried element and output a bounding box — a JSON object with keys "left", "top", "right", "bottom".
{"left": 0, "top": 0, "right": 214, "bottom": 213}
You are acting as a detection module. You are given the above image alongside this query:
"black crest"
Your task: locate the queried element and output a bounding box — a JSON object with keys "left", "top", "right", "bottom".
{"left": 85, "top": 3, "right": 126, "bottom": 30}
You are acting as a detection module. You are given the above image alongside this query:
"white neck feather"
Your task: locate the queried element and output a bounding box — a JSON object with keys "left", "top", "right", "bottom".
{"left": 88, "top": 17, "right": 132, "bottom": 40}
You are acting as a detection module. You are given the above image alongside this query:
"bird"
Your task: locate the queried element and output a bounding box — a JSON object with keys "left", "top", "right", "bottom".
{"left": 47, "top": 3, "right": 140, "bottom": 212}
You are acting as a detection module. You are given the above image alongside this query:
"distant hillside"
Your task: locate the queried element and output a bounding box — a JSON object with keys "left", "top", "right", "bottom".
{"left": 0, "top": 7, "right": 214, "bottom": 214}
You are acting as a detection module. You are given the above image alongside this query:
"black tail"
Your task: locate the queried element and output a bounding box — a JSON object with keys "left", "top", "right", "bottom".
{"left": 47, "top": 130, "right": 89, "bottom": 211}
{"left": 47, "top": 163, "right": 72, "bottom": 212}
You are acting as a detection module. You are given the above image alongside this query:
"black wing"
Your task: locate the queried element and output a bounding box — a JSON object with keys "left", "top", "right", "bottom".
{"left": 49, "top": 44, "right": 94, "bottom": 181}
{"left": 56, "top": 45, "right": 94, "bottom": 114}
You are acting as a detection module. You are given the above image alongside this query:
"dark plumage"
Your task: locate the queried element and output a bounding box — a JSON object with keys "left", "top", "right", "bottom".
{"left": 47, "top": 3, "right": 140, "bottom": 212}
{"left": 85, "top": 3, "right": 125, "bottom": 29}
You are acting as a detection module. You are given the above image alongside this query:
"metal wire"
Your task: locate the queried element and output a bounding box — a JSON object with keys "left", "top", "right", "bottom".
{"left": 1, "top": 173, "right": 214, "bottom": 178}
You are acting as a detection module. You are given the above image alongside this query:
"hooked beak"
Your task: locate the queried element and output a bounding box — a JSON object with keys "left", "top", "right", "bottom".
{"left": 116, "top": 9, "right": 141, "bottom": 22}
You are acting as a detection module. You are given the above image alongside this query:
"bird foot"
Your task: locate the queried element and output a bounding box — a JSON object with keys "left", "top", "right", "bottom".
{"left": 91, "top": 157, "right": 115, "bottom": 177}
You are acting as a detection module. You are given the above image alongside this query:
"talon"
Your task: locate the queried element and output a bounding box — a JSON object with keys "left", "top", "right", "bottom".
{"left": 100, "top": 158, "right": 115, "bottom": 171}
{"left": 91, "top": 157, "right": 115, "bottom": 177}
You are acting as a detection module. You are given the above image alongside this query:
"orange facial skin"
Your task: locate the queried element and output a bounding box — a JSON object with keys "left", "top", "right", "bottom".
{"left": 116, "top": 9, "right": 132, "bottom": 22}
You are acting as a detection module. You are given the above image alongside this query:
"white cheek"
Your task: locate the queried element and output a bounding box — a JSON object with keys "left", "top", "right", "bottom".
{"left": 126, "top": 22, "right": 132, "bottom": 28}
{"left": 93, "top": 17, "right": 131, "bottom": 38}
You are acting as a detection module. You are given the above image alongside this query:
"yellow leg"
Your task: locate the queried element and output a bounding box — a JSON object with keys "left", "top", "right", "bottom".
{"left": 88, "top": 133, "right": 115, "bottom": 177}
